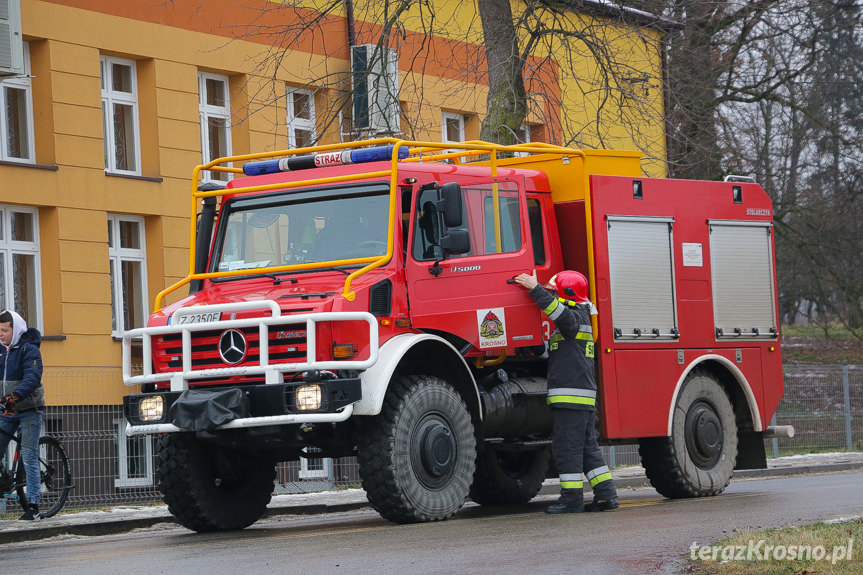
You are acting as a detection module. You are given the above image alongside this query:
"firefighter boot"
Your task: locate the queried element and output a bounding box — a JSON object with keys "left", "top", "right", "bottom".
{"left": 586, "top": 475, "right": 618, "bottom": 512}
{"left": 546, "top": 489, "right": 584, "bottom": 514}
{"left": 584, "top": 497, "right": 619, "bottom": 512}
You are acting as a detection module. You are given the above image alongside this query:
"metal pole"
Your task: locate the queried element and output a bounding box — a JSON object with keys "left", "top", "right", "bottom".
{"left": 327, "top": 457, "right": 336, "bottom": 490}
{"left": 770, "top": 414, "right": 779, "bottom": 457}
{"left": 843, "top": 365, "right": 853, "bottom": 451}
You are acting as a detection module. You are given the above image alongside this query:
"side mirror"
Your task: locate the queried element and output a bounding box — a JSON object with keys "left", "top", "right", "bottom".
{"left": 438, "top": 182, "right": 463, "bottom": 227}
{"left": 440, "top": 228, "right": 471, "bottom": 255}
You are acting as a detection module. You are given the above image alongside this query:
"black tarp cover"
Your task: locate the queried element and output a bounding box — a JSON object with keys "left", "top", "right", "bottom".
{"left": 169, "top": 388, "right": 250, "bottom": 431}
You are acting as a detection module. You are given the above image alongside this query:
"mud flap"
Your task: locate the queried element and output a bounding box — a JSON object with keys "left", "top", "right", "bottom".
{"left": 169, "top": 388, "right": 250, "bottom": 432}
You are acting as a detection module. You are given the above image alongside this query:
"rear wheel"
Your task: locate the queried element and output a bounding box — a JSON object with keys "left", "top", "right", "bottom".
{"left": 158, "top": 434, "right": 276, "bottom": 532}
{"left": 470, "top": 444, "right": 550, "bottom": 505}
{"left": 16, "top": 436, "right": 72, "bottom": 518}
{"left": 639, "top": 371, "right": 738, "bottom": 498}
{"left": 358, "top": 375, "right": 476, "bottom": 523}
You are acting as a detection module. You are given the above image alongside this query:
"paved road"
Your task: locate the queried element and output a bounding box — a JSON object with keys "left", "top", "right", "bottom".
{"left": 2, "top": 470, "right": 862, "bottom": 575}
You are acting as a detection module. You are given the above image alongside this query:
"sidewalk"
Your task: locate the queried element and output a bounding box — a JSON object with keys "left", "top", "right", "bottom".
{"left": 2, "top": 452, "right": 862, "bottom": 544}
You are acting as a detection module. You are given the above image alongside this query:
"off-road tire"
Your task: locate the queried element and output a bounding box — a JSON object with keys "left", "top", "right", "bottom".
{"left": 469, "top": 444, "right": 550, "bottom": 505}
{"left": 358, "top": 375, "right": 476, "bottom": 523}
{"left": 638, "top": 370, "right": 738, "bottom": 498}
{"left": 158, "top": 434, "right": 276, "bottom": 532}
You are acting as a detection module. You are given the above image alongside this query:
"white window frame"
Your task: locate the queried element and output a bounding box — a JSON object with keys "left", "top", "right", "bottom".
{"left": 0, "top": 41, "right": 35, "bottom": 163}
{"left": 442, "top": 112, "right": 466, "bottom": 155}
{"left": 198, "top": 72, "right": 233, "bottom": 182}
{"left": 101, "top": 56, "right": 141, "bottom": 176}
{"left": 0, "top": 204, "right": 42, "bottom": 330}
{"left": 298, "top": 446, "right": 331, "bottom": 480}
{"left": 113, "top": 418, "right": 154, "bottom": 488}
{"left": 108, "top": 214, "right": 148, "bottom": 337}
{"left": 286, "top": 87, "right": 316, "bottom": 149}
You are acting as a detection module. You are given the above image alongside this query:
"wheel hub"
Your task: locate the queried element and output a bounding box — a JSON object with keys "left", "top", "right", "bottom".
{"left": 420, "top": 423, "right": 455, "bottom": 478}
{"left": 412, "top": 417, "right": 458, "bottom": 488}
{"left": 685, "top": 400, "right": 723, "bottom": 469}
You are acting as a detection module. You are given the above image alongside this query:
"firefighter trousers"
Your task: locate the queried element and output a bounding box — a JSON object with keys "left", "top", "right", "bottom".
{"left": 552, "top": 408, "right": 618, "bottom": 504}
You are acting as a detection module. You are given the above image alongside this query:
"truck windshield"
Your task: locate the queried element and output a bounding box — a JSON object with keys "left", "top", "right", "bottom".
{"left": 212, "top": 186, "right": 390, "bottom": 273}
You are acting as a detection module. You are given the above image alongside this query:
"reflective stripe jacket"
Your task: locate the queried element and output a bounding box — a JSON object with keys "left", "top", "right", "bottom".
{"left": 528, "top": 285, "right": 596, "bottom": 410}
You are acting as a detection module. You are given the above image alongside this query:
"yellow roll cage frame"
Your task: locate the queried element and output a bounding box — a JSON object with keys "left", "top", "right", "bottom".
{"left": 154, "top": 138, "right": 605, "bottom": 312}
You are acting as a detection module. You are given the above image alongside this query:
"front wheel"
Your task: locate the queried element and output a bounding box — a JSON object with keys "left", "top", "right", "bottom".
{"left": 158, "top": 434, "right": 276, "bottom": 532}
{"left": 639, "top": 370, "right": 738, "bottom": 498}
{"left": 358, "top": 375, "right": 476, "bottom": 523}
{"left": 16, "top": 436, "right": 73, "bottom": 518}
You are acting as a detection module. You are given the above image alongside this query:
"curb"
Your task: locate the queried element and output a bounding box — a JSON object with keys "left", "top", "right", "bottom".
{"left": 2, "top": 462, "right": 861, "bottom": 544}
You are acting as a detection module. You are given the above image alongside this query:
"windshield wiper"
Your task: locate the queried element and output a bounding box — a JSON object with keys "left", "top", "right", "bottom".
{"left": 264, "top": 272, "right": 300, "bottom": 286}
{"left": 316, "top": 266, "right": 352, "bottom": 275}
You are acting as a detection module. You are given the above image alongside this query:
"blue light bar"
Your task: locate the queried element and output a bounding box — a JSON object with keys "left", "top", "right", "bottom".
{"left": 242, "top": 144, "right": 409, "bottom": 176}
{"left": 351, "top": 144, "right": 408, "bottom": 164}
{"left": 242, "top": 159, "right": 282, "bottom": 176}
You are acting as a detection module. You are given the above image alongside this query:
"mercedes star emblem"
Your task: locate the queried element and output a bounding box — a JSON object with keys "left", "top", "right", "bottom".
{"left": 218, "top": 329, "right": 247, "bottom": 364}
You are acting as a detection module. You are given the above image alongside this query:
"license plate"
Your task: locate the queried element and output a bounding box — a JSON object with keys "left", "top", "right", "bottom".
{"left": 174, "top": 311, "right": 221, "bottom": 325}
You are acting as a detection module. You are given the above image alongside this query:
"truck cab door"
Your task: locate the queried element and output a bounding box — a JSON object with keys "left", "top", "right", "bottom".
{"left": 404, "top": 177, "right": 544, "bottom": 353}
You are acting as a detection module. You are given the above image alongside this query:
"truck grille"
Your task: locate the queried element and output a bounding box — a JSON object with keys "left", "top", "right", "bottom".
{"left": 156, "top": 325, "right": 307, "bottom": 370}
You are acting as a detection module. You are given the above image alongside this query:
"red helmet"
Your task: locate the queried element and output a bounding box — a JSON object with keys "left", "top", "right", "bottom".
{"left": 548, "top": 271, "right": 590, "bottom": 302}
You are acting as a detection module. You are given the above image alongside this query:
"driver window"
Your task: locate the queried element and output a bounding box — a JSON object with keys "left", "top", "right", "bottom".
{"left": 412, "top": 191, "right": 443, "bottom": 261}
{"left": 412, "top": 181, "right": 522, "bottom": 262}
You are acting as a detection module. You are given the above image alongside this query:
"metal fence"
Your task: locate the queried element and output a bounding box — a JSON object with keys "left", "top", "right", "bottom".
{"left": 2, "top": 363, "right": 861, "bottom": 515}
{"left": 770, "top": 364, "right": 863, "bottom": 455}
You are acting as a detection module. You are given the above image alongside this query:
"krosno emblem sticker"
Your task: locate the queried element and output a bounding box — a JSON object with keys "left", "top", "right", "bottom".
{"left": 477, "top": 308, "right": 507, "bottom": 349}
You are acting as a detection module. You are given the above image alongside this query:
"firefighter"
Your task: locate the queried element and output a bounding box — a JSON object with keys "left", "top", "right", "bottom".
{"left": 513, "top": 270, "right": 619, "bottom": 514}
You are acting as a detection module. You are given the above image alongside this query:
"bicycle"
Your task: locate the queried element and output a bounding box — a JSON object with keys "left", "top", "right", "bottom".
{"left": 0, "top": 409, "right": 73, "bottom": 518}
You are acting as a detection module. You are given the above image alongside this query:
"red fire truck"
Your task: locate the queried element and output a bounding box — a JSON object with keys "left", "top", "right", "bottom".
{"left": 122, "top": 139, "right": 790, "bottom": 532}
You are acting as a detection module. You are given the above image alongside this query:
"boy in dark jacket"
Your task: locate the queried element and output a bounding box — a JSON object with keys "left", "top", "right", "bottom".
{"left": 514, "top": 271, "right": 618, "bottom": 514}
{"left": 0, "top": 309, "right": 45, "bottom": 520}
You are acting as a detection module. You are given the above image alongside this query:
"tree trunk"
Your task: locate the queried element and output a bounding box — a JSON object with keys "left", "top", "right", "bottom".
{"left": 478, "top": 0, "right": 527, "bottom": 144}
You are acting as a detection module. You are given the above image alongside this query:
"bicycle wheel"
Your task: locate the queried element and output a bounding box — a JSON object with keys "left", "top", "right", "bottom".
{"left": 15, "top": 436, "right": 73, "bottom": 518}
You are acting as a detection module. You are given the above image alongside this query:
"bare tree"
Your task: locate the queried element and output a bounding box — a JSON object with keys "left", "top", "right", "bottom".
{"left": 477, "top": 0, "right": 527, "bottom": 144}
{"left": 221, "top": 0, "right": 673, "bottom": 157}
{"left": 660, "top": 0, "right": 863, "bottom": 333}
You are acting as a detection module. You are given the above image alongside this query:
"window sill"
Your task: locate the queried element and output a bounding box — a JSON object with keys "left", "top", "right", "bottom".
{"left": 106, "top": 171, "right": 163, "bottom": 183}
{"left": 0, "top": 160, "right": 59, "bottom": 171}
{"left": 42, "top": 335, "right": 67, "bottom": 342}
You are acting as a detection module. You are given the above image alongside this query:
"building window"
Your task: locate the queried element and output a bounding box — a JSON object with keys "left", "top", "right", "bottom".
{"left": 114, "top": 419, "right": 153, "bottom": 487}
{"left": 298, "top": 446, "right": 331, "bottom": 480}
{"left": 0, "top": 42, "right": 34, "bottom": 163}
{"left": 442, "top": 112, "right": 465, "bottom": 145}
{"left": 0, "top": 205, "right": 41, "bottom": 328}
{"left": 101, "top": 56, "right": 141, "bottom": 175}
{"left": 108, "top": 215, "right": 148, "bottom": 336}
{"left": 199, "top": 72, "right": 232, "bottom": 182}
{"left": 287, "top": 88, "right": 316, "bottom": 149}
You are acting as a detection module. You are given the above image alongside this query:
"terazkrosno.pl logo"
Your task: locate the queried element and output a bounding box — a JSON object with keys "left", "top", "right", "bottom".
{"left": 690, "top": 539, "right": 854, "bottom": 564}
